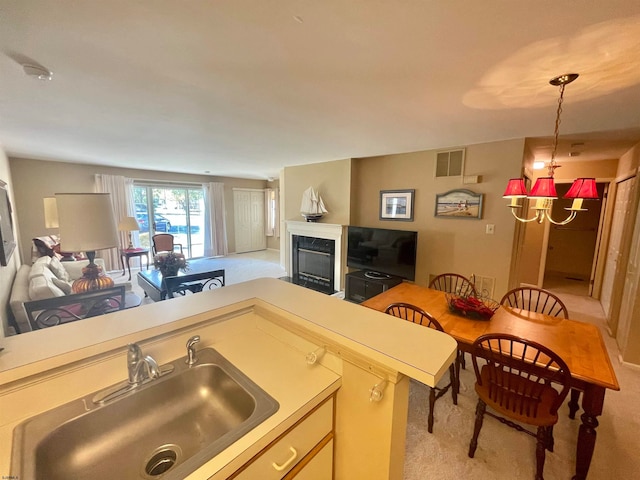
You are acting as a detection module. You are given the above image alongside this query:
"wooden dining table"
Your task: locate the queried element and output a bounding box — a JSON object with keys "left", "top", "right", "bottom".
{"left": 362, "top": 282, "right": 620, "bottom": 480}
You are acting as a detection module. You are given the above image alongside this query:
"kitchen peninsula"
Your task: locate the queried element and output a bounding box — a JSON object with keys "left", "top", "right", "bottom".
{"left": 0, "top": 278, "right": 457, "bottom": 479}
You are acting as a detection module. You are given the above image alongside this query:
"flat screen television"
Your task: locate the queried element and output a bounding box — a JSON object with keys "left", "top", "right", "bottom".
{"left": 346, "top": 226, "right": 418, "bottom": 281}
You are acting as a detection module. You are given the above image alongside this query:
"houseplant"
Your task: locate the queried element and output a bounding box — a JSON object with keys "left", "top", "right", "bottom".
{"left": 153, "top": 251, "right": 188, "bottom": 277}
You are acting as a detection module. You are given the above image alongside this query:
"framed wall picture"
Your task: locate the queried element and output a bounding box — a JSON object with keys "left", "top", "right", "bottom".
{"left": 435, "top": 189, "right": 483, "bottom": 219}
{"left": 380, "top": 189, "right": 415, "bottom": 221}
{"left": 0, "top": 180, "right": 16, "bottom": 266}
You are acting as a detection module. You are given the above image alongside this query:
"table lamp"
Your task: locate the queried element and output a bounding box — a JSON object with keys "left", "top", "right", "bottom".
{"left": 56, "top": 193, "right": 119, "bottom": 293}
{"left": 118, "top": 216, "right": 140, "bottom": 249}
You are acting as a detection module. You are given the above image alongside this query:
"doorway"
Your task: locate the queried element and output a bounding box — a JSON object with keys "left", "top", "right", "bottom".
{"left": 542, "top": 182, "right": 607, "bottom": 296}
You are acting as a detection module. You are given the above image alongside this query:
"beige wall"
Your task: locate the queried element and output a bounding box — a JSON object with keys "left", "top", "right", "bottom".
{"left": 0, "top": 146, "right": 21, "bottom": 337}
{"left": 554, "top": 158, "right": 619, "bottom": 181}
{"left": 352, "top": 139, "right": 525, "bottom": 297}
{"left": 616, "top": 142, "right": 640, "bottom": 179}
{"left": 9, "top": 158, "right": 270, "bottom": 264}
{"left": 283, "top": 159, "right": 352, "bottom": 225}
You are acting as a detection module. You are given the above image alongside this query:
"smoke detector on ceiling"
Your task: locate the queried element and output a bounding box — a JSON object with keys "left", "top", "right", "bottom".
{"left": 23, "top": 64, "right": 53, "bottom": 80}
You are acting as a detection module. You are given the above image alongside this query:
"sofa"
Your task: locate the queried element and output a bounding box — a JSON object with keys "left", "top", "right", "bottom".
{"left": 9, "top": 255, "right": 108, "bottom": 334}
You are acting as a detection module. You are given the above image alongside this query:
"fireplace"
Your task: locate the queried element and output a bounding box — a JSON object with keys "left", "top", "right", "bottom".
{"left": 292, "top": 235, "right": 335, "bottom": 294}
{"left": 285, "top": 221, "right": 344, "bottom": 293}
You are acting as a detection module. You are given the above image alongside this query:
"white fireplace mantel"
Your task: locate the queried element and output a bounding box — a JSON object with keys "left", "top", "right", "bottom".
{"left": 285, "top": 221, "right": 344, "bottom": 291}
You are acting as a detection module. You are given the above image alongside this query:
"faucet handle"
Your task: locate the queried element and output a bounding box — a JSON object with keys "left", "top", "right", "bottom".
{"left": 186, "top": 335, "right": 201, "bottom": 365}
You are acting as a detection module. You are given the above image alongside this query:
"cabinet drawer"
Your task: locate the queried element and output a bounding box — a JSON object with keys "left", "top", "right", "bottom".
{"left": 287, "top": 438, "right": 333, "bottom": 480}
{"left": 234, "top": 399, "right": 333, "bottom": 480}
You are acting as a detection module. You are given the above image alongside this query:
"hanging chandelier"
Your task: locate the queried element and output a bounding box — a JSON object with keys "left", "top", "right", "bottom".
{"left": 503, "top": 73, "right": 599, "bottom": 225}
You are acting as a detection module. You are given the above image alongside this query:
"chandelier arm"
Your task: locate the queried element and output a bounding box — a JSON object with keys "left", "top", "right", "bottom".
{"left": 510, "top": 208, "right": 540, "bottom": 223}
{"left": 544, "top": 210, "right": 577, "bottom": 226}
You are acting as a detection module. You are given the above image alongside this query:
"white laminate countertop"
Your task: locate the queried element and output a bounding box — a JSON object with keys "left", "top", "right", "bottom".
{"left": 0, "top": 278, "right": 457, "bottom": 478}
{"left": 0, "top": 278, "right": 457, "bottom": 386}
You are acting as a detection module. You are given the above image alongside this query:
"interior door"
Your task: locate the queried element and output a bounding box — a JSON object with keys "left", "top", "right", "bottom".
{"left": 234, "top": 190, "right": 253, "bottom": 253}
{"left": 250, "top": 191, "right": 266, "bottom": 251}
{"left": 600, "top": 177, "right": 636, "bottom": 325}
{"left": 616, "top": 198, "right": 640, "bottom": 354}
{"left": 234, "top": 189, "right": 266, "bottom": 253}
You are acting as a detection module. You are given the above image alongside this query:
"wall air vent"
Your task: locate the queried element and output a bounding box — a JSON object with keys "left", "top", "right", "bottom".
{"left": 469, "top": 274, "right": 495, "bottom": 300}
{"left": 435, "top": 149, "right": 465, "bottom": 178}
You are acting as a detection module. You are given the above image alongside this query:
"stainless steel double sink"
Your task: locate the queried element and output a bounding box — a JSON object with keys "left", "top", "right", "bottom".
{"left": 11, "top": 346, "right": 279, "bottom": 479}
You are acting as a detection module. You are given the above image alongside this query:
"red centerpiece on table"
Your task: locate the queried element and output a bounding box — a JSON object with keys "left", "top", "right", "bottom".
{"left": 445, "top": 293, "right": 499, "bottom": 321}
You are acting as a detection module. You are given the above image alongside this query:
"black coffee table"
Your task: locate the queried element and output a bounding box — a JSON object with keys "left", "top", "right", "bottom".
{"left": 137, "top": 258, "right": 225, "bottom": 301}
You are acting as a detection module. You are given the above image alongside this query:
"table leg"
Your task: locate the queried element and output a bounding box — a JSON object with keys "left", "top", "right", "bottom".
{"left": 572, "top": 384, "right": 605, "bottom": 480}
{"left": 568, "top": 388, "right": 581, "bottom": 419}
{"left": 120, "top": 254, "right": 126, "bottom": 277}
{"left": 126, "top": 255, "right": 132, "bottom": 281}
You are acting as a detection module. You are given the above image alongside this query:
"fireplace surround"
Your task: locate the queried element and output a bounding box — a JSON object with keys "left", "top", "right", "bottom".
{"left": 292, "top": 235, "right": 335, "bottom": 293}
{"left": 285, "top": 221, "right": 344, "bottom": 292}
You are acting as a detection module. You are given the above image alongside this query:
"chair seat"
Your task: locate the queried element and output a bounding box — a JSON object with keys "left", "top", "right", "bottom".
{"left": 476, "top": 365, "right": 560, "bottom": 427}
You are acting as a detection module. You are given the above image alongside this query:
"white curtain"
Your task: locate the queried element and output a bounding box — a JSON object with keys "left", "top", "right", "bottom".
{"left": 203, "top": 182, "right": 228, "bottom": 257}
{"left": 125, "top": 178, "right": 139, "bottom": 247}
{"left": 264, "top": 188, "right": 280, "bottom": 237}
{"left": 95, "top": 174, "right": 134, "bottom": 271}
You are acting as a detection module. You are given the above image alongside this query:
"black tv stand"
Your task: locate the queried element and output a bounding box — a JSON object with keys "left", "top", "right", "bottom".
{"left": 345, "top": 270, "right": 403, "bottom": 304}
{"left": 364, "top": 271, "right": 391, "bottom": 280}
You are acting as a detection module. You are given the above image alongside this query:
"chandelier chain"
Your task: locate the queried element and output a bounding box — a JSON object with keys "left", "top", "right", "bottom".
{"left": 548, "top": 83, "right": 566, "bottom": 174}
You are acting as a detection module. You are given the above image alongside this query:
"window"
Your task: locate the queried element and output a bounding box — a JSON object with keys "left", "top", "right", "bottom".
{"left": 265, "top": 188, "right": 279, "bottom": 237}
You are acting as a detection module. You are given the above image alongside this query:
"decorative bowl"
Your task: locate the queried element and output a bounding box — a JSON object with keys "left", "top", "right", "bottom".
{"left": 445, "top": 293, "right": 500, "bottom": 321}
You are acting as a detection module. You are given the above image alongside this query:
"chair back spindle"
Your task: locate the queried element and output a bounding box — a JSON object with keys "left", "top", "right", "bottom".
{"left": 500, "top": 287, "right": 568, "bottom": 319}
{"left": 429, "top": 273, "right": 477, "bottom": 298}
{"left": 384, "top": 302, "right": 443, "bottom": 331}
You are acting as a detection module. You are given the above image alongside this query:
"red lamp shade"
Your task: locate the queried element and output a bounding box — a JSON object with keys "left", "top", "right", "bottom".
{"left": 503, "top": 178, "right": 528, "bottom": 198}
{"left": 529, "top": 177, "right": 558, "bottom": 199}
{"left": 564, "top": 178, "right": 599, "bottom": 199}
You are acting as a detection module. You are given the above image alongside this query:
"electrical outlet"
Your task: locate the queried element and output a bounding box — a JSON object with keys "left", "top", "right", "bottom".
{"left": 486, "top": 224, "right": 495, "bottom": 235}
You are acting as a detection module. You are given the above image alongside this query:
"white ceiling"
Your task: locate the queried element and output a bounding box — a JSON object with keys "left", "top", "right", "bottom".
{"left": 1, "top": 0, "right": 639, "bottom": 180}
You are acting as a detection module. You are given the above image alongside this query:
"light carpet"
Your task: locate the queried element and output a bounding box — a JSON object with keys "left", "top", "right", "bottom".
{"left": 110, "top": 250, "right": 286, "bottom": 302}
{"left": 403, "top": 292, "right": 640, "bottom": 479}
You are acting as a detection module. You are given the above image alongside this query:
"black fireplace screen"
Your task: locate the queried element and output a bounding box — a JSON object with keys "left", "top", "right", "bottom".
{"left": 292, "top": 235, "right": 335, "bottom": 294}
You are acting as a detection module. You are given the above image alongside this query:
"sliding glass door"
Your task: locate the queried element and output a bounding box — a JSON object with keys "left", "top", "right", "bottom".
{"left": 133, "top": 184, "right": 204, "bottom": 258}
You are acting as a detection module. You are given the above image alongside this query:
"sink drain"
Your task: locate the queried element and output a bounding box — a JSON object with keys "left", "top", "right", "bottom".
{"left": 144, "top": 445, "right": 181, "bottom": 477}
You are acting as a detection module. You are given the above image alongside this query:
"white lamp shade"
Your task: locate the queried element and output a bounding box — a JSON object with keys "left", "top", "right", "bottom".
{"left": 118, "top": 216, "right": 140, "bottom": 232}
{"left": 56, "top": 193, "right": 119, "bottom": 252}
{"left": 43, "top": 197, "right": 59, "bottom": 229}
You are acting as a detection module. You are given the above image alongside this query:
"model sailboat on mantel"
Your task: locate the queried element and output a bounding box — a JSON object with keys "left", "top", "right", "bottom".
{"left": 300, "top": 186, "right": 328, "bottom": 222}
